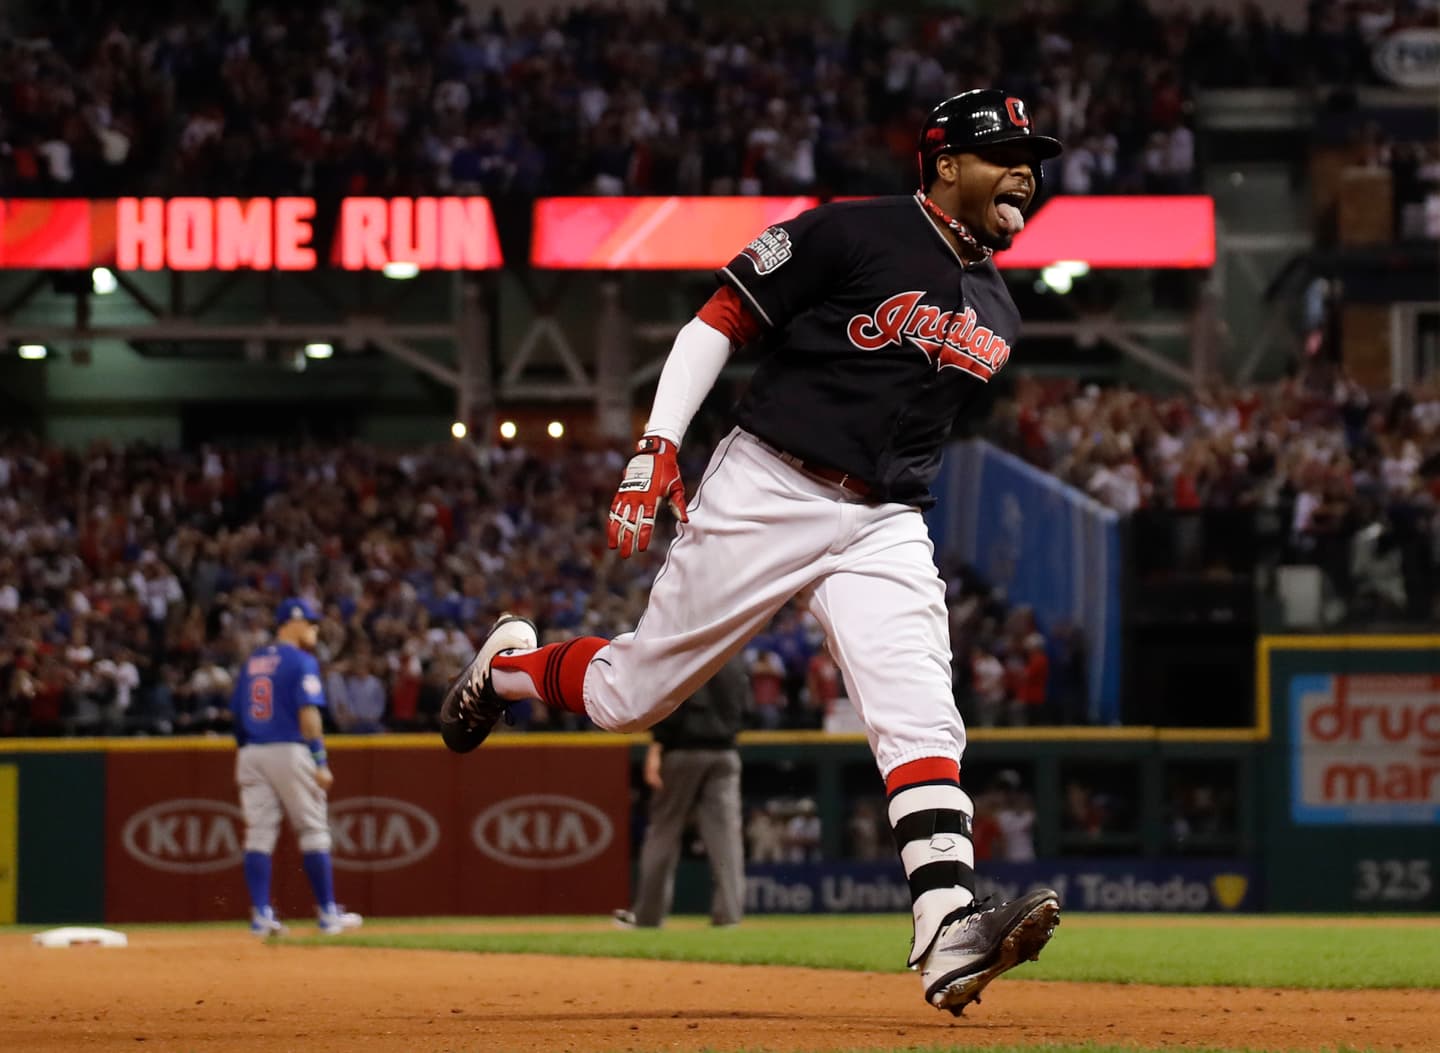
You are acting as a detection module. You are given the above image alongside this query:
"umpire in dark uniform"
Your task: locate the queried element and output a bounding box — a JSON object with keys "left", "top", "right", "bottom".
{"left": 613, "top": 653, "right": 749, "bottom": 928}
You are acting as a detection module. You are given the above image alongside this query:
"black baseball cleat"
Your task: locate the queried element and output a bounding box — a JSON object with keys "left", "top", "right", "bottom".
{"left": 919, "top": 888, "right": 1061, "bottom": 1016}
{"left": 439, "top": 614, "right": 538, "bottom": 753}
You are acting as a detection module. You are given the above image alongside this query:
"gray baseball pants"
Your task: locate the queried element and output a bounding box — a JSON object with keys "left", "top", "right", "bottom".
{"left": 632, "top": 749, "right": 744, "bottom": 927}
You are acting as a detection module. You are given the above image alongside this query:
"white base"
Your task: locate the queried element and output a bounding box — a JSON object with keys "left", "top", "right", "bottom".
{"left": 32, "top": 926, "right": 129, "bottom": 949}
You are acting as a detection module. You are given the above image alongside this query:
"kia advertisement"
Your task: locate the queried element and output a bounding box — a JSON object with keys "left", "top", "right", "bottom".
{"left": 471, "top": 794, "right": 616, "bottom": 870}
{"left": 742, "top": 859, "right": 1259, "bottom": 914}
{"left": 103, "top": 745, "right": 629, "bottom": 923}
{"left": 328, "top": 796, "right": 440, "bottom": 872}
{"left": 1291, "top": 673, "right": 1440, "bottom": 824}
{"left": 120, "top": 798, "right": 248, "bottom": 874}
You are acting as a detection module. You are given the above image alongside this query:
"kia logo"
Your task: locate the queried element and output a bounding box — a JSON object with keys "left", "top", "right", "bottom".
{"left": 471, "top": 794, "right": 613, "bottom": 870}
{"left": 121, "top": 798, "right": 245, "bottom": 874}
{"left": 329, "top": 796, "right": 439, "bottom": 872}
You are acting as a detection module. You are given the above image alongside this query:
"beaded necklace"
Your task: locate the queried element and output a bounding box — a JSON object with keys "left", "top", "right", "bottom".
{"left": 915, "top": 191, "right": 991, "bottom": 264}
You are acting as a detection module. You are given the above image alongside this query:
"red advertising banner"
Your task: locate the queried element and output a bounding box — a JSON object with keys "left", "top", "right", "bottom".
{"left": 532, "top": 196, "right": 817, "bottom": 269}
{"left": 103, "top": 743, "right": 629, "bottom": 924}
{"left": 0, "top": 197, "right": 503, "bottom": 271}
{"left": 531, "top": 195, "right": 1216, "bottom": 270}
{"left": 992, "top": 195, "right": 1215, "bottom": 269}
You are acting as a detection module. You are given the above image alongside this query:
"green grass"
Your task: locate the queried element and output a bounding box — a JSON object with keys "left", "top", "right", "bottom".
{"left": 547, "top": 1048, "right": 1404, "bottom": 1053}
{"left": 306, "top": 914, "right": 1440, "bottom": 990}
{"left": 685, "top": 1047, "right": 1386, "bottom": 1053}
{"left": 670, "top": 1047, "right": 1388, "bottom": 1053}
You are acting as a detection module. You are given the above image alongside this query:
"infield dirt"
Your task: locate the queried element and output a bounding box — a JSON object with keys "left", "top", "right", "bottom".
{"left": 2, "top": 928, "right": 1435, "bottom": 1052}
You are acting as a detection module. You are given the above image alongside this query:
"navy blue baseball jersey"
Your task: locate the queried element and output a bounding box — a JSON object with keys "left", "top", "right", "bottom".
{"left": 232, "top": 643, "right": 326, "bottom": 745}
{"left": 720, "top": 194, "right": 1021, "bottom": 508}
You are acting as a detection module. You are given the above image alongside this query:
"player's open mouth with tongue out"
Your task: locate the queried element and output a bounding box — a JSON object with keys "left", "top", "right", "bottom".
{"left": 992, "top": 186, "right": 1031, "bottom": 236}
{"left": 964, "top": 144, "right": 1037, "bottom": 250}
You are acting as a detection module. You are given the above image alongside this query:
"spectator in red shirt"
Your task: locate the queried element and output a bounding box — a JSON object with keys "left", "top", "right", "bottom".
{"left": 805, "top": 649, "right": 842, "bottom": 722}
{"left": 27, "top": 657, "right": 69, "bottom": 735}
{"left": 970, "top": 804, "right": 1001, "bottom": 863}
{"left": 748, "top": 649, "right": 787, "bottom": 731}
{"left": 1009, "top": 633, "right": 1050, "bottom": 726}
{"left": 387, "top": 641, "right": 424, "bottom": 730}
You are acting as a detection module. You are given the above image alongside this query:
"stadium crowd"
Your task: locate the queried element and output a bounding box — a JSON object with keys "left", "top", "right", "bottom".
{"left": 6, "top": 356, "right": 1439, "bottom": 738}
{"left": 0, "top": 436, "right": 635, "bottom": 736}
{"left": 991, "top": 368, "right": 1440, "bottom": 516}
{"left": 0, "top": 433, "right": 1079, "bottom": 738}
{"left": 2, "top": 0, "right": 1425, "bottom": 201}
{"left": 986, "top": 365, "right": 1440, "bottom": 620}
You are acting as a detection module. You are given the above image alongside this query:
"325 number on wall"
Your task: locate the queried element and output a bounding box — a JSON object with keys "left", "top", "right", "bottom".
{"left": 1353, "top": 859, "right": 1432, "bottom": 903}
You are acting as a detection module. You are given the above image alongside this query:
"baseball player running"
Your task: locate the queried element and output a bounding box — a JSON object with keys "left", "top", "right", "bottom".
{"left": 232, "top": 598, "right": 361, "bottom": 937}
{"left": 443, "top": 90, "right": 1060, "bottom": 1014}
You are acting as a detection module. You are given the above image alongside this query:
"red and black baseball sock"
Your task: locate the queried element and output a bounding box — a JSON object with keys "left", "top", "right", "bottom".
{"left": 490, "top": 637, "right": 606, "bottom": 716}
{"left": 886, "top": 756, "right": 977, "bottom": 966}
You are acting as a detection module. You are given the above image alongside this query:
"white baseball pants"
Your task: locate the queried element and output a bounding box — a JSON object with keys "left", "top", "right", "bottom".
{"left": 584, "top": 428, "right": 965, "bottom": 776}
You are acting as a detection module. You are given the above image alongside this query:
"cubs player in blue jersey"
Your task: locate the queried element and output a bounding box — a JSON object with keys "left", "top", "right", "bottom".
{"left": 232, "top": 598, "right": 362, "bottom": 936}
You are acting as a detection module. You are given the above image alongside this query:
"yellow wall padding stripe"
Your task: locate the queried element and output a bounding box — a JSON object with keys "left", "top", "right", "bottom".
{"left": 0, "top": 765, "right": 18, "bottom": 924}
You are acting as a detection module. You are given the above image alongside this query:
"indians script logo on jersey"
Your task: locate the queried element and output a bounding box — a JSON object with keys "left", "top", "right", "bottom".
{"left": 740, "top": 227, "right": 793, "bottom": 274}
{"left": 846, "top": 291, "right": 1012, "bottom": 381}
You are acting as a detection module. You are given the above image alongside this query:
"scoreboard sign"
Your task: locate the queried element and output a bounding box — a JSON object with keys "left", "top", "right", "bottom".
{"left": 0, "top": 196, "right": 503, "bottom": 271}
{"left": 3, "top": 194, "right": 1218, "bottom": 273}
{"left": 531, "top": 195, "right": 1217, "bottom": 270}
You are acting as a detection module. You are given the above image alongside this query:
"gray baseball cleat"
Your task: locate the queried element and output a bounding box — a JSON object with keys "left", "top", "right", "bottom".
{"left": 439, "top": 614, "right": 539, "bottom": 754}
{"left": 920, "top": 887, "right": 1060, "bottom": 1015}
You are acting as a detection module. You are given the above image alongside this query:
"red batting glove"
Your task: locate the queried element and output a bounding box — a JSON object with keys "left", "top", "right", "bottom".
{"left": 607, "top": 436, "right": 688, "bottom": 558}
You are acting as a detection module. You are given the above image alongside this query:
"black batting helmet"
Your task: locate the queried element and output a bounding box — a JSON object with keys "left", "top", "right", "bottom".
{"left": 918, "top": 89, "right": 1062, "bottom": 204}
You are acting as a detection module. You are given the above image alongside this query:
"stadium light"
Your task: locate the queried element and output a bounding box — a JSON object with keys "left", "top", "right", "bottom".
{"left": 547, "top": 421, "right": 565, "bottom": 439}
{"left": 17, "top": 344, "right": 47, "bottom": 360}
{"left": 303, "top": 342, "right": 334, "bottom": 359}
{"left": 451, "top": 421, "right": 468, "bottom": 440}
{"left": 91, "top": 267, "right": 118, "bottom": 295}
{"left": 1039, "top": 259, "right": 1092, "bottom": 294}
{"left": 499, "top": 420, "right": 518, "bottom": 440}
{"left": 382, "top": 261, "right": 420, "bottom": 280}
{"left": 1040, "top": 265, "right": 1074, "bottom": 295}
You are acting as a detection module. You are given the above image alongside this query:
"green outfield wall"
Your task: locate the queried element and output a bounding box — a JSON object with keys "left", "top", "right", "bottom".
{"left": 1, "top": 633, "right": 1434, "bottom": 922}
{"left": 0, "top": 751, "right": 108, "bottom": 923}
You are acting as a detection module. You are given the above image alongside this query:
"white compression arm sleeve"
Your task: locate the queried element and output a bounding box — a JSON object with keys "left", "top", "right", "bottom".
{"left": 642, "top": 317, "right": 735, "bottom": 447}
